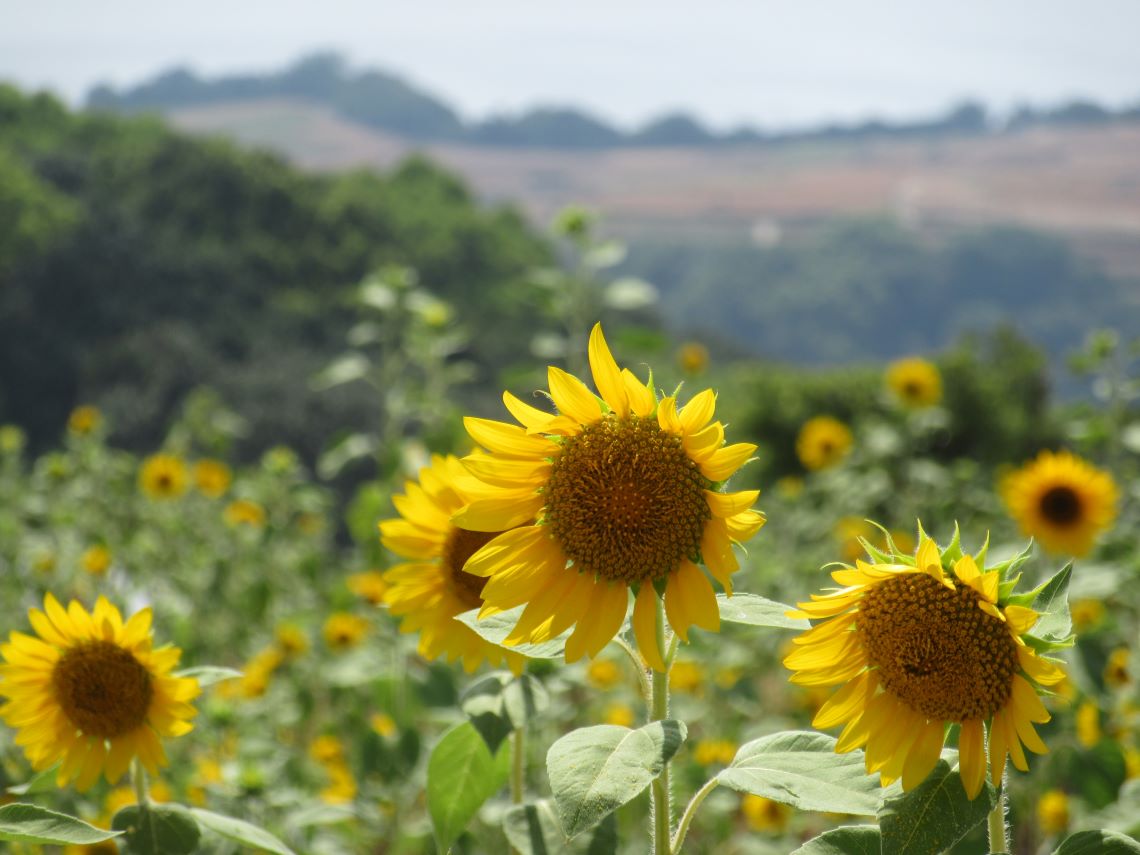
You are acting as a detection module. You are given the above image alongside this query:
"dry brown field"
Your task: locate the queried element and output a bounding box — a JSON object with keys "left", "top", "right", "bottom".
{"left": 170, "top": 98, "right": 1140, "bottom": 278}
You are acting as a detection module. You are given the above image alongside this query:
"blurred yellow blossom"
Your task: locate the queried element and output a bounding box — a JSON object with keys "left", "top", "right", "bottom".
{"left": 347, "top": 571, "right": 388, "bottom": 606}
{"left": 603, "top": 704, "right": 635, "bottom": 728}
{"left": 80, "top": 544, "right": 112, "bottom": 576}
{"left": 274, "top": 623, "right": 309, "bottom": 659}
{"left": 1070, "top": 599, "right": 1105, "bottom": 632}
{"left": 68, "top": 405, "right": 102, "bottom": 435}
{"left": 193, "top": 459, "right": 232, "bottom": 498}
{"left": 1077, "top": 700, "right": 1101, "bottom": 748}
{"left": 140, "top": 454, "right": 188, "bottom": 500}
{"left": 776, "top": 476, "right": 804, "bottom": 499}
{"left": 371, "top": 713, "right": 397, "bottom": 738}
{"left": 741, "top": 794, "right": 792, "bottom": 833}
{"left": 586, "top": 659, "right": 622, "bottom": 690}
{"left": 671, "top": 660, "right": 704, "bottom": 695}
{"left": 715, "top": 667, "right": 742, "bottom": 690}
{"left": 693, "top": 739, "right": 736, "bottom": 766}
{"left": 1036, "top": 789, "right": 1070, "bottom": 835}
{"left": 320, "top": 762, "right": 357, "bottom": 804}
{"left": 677, "top": 341, "right": 710, "bottom": 374}
{"left": 796, "top": 416, "right": 853, "bottom": 471}
{"left": 886, "top": 357, "right": 942, "bottom": 408}
{"left": 0, "top": 425, "right": 26, "bottom": 454}
{"left": 1105, "top": 648, "right": 1131, "bottom": 688}
{"left": 323, "top": 613, "right": 369, "bottom": 650}
{"left": 310, "top": 734, "right": 345, "bottom": 764}
{"left": 224, "top": 499, "right": 267, "bottom": 528}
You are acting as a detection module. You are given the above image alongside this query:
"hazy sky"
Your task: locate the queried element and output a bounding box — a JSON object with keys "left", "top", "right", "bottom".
{"left": 4, "top": 0, "right": 1139, "bottom": 130}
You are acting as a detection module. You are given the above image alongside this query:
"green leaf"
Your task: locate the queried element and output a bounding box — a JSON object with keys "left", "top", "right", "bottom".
{"left": 716, "top": 731, "right": 882, "bottom": 815}
{"left": 1088, "top": 779, "right": 1140, "bottom": 836}
{"left": 456, "top": 606, "right": 572, "bottom": 659}
{"left": 1028, "top": 563, "right": 1073, "bottom": 642}
{"left": 716, "top": 594, "right": 809, "bottom": 630}
{"left": 191, "top": 808, "right": 296, "bottom": 854}
{"left": 503, "top": 799, "right": 568, "bottom": 854}
{"left": 547, "top": 720, "right": 687, "bottom": 838}
{"left": 5, "top": 765, "right": 61, "bottom": 796}
{"left": 427, "top": 721, "right": 510, "bottom": 851}
{"left": 174, "top": 665, "right": 242, "bottom": 687}
{"left": 1053, "top": 830, "right": 1140, "bottom": 854}
{"left": 461, "top": 672, "right": 550, "bottom": 753}
{"left": 112, "top": 803, "right": 201, "bottom": 855}
{"left": 0, "top": 803, "right": 121, "bottom": 845}
{"left": 790, "top": 825, "right": 883, "bottom": 854}
{"left": 311, "top": 353, "right": 371, "bottom": 391}
{"left": 317, "top": 432, "right": 379, "bottom": 479}
{"left": 878, "top": 757, "right": 995, "bottom": 855}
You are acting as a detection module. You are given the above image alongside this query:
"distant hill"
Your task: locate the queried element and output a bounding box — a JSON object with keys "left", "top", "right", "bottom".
{"left": 88, "top": 52, "right": 1140, "bottom": 149}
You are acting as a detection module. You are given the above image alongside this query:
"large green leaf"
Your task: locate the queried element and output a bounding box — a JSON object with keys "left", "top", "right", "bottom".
{"left": 547, "top": 720, "right": 687, "bottom": 838}
{"left": 461, "top": 672, "right": 550, "bottom": 753}
{"left": 1088, "top": 779, "right": 1140, "bottom": 836}
{"left": 791, "top": 825, "right": 883, "bottom": 854}
{"left": 112, "top": 803, "right": 201, "bottom": 855}
{"left": 501, "top": 800, "right": 617, "bottom": 855}
{"left": 716, "top": 731, "right": 882, "bottom": 816}
{"left": 426, "top": 721, "right": 510, "bottom": 851}
{"left": 878, "top": 757, "right": 995, "bottom": 855}
{"left": 1052, "top": 830, "right": 1140, "bottom": 854}
{"left": 0, "top": 803, "right": 121, "bottom": 845}
{"left": 191, "top": 808, "right": 296, "bottom": 854}
{"left": 716, "top": 594, "right": 809, "bottom": 630}
{"left": 456, "top": 606, "right": 572, "bottom": 659}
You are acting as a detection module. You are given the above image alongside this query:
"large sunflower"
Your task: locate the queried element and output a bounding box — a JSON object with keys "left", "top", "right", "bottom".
{"left": 380, "top": 454, "right": 525, "bottom": 674}
{"left": 784, "top": 531, "right": 1067, "bottom": 798}
{"left": 453, "top": 324, "right": 765, "bottom": 669}
{"left": 1001, "top": 449, "right": 1118, "bottom": 557}
{"left": 0, "top": 595, "right": 199, "bottom": 790}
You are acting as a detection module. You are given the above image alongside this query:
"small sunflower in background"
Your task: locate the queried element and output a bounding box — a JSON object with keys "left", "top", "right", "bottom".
{"left": 346, "top": 570, "right": 388, "bottom": 606}
{"left": 885, "top": 357, "right": 942, "bottom": 408}
{"left": 1036, "top": 789, "right": 1071, "bottom": 836}
{"left": 676, "top": 341, "right": 710, "bottom": 375}
{"left": 784, "top": 528, "right": 1067, "bottom": 798}
{"left": 139, "top": 453, "right": 188, "bottom": 500}
{"left": 380, "top": 454, "right": 525, "bottom": 674}
{"left": 1001, "top": 449, "right": 1118, "bottom": 556}
{"left": 224, "top": 499, "right": 267, "bottom": 529}
{"left": 0, "top": 594, "right": 199, "bottom": 790}
{"left": 67, "top": 405, "right": 102, "bottom": 436}
{"left": 741, "top": 793, "right": 793, "bottom": 833}
{"left": 193, "top": 459, "right": 232, "bottom": 498}
{"left": 80, "top": 544, "right": 112, "bottom": 576}
{"left": 322, "top": 613, "right": 369, "bottom": 651}
{"left": 796, "top": 416, "right": 853, "bottom": 471}
{"left": 454, "top": 324, "right": 764, "bottom": 669}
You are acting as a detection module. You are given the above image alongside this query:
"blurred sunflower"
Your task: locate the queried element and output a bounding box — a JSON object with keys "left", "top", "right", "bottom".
{"left": 224, "top": 499, "right": 267, "bottom": 528}
{"left": 68, "top": 405, "right": 103, "bottom": 436}
{"left": 193, "top": 459, "right": 232, "bottom": 498}
{"left": 380, "top": 454, "right": 525, "bottom": 673}
{"left": 676, "top": 341, "right": 710, "bottom": 375}
{"left": 885, "top": 357, "right": 942, "bottom": 408}
{"left": 1001, "top": 450, "right": 1118, "bottom": 556}
{"left": 322, "top": 613, "right": 369, "bottom": 651}
{"left": 139, "top": 454, "right": 188, "bottom": 500}
{"left": 80, "top": 545, "right": 112, "bottom": 576}
{"left": 347, "top": 570, "right": 388, "bottom": 606}
{"left": 796, "top": 416, "right": 852, "bottom": 471}
{"left": 0, "top": 594, "right": 199, "bottom": 790}
{"left": 784, "top": 531, "right": 1067, "bottom": 798}
{"left": 741, "top": 793, "right": 792, "bottom": 833}
{"left": 455, "top": 324, "right": 764, "bottom": 669}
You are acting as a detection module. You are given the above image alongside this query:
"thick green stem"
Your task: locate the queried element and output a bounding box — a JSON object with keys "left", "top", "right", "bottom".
{"left": 649, "top": 596, "right": 672, "bottom": 855}
{"left": 987, "top": 783, "right": 1008, "bottom": 853}
{"left": 671, "top": 777, "right": 718, "bottom": 854}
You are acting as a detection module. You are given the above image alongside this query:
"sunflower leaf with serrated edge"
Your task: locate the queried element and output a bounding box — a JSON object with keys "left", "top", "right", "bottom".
{"left": 878, "top": 756, "right": 995, "bottom": 855}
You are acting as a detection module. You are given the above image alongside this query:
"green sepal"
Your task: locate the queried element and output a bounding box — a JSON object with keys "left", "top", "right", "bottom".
{"left": 988, "top": 539, "right": 1035, "bottom": 583}
{"left": 941, "top": 522, "right": 964, "bottom": 564}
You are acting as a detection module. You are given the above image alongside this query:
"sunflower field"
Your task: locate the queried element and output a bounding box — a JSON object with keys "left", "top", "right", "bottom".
{"left": 2, "top": 286, "right": 1139, "bottom": 855}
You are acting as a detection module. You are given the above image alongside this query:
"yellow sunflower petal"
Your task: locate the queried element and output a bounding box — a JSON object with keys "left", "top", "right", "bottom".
{"left": 705, "top": 489, "right": 759, "bottom": 519}
{"left": 452, "top": 491, "right": 544, "bottom": 532}
{"left": 699, "top": 442, "right": 756, "bottom": 483}
{"left": 958, "top": 719, "right": 986, "bottom": 799}
{"left": 902, "top": 721, "right": 945, "bottom": 791}
{"left": 465, "top": 417, "right": 558, "bottom": 458}
{"left": 502, "top": 391, "right": 558, "bottom": 432}
{"left": 622, "top": 369, "right": 655, "bottom": 416}
{"left": 588, "top": 323, "right": 629, "bottom": 417}
{"left": 657, "top": 396, "right": 682, "bottom": 434}
{"left": 1004, "top": 605, "right": 1039, "bottom": 636}
{"left": 633, "top": 584, "right": 666, "bottom": 672}
{"left": 678, "top": 389, "right": 716, "bottom": 434}
{"left": 548, "top": 366, "right": 602, "bottom": 424}
{"left": 812, "top": 670, "right": 872, "bottom": 729}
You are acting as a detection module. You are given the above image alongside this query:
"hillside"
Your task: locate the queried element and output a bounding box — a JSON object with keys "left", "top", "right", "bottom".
{"left": 166, "top": 97, "right": 1140, "bottom": 281}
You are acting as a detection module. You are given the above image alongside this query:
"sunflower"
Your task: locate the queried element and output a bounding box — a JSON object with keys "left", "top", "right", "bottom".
{"left": 885, "top": 357, "right": 942, "bottom": 408}
{"left": 67, "top": 405, "right": 102, "bottom": 436}
{"left": 80, "top": 545, "right": 112, "bottom": 576}
{"left": 224, "top": 499, "right": 267, "bottom": 529}
{"left": 1001, "top": 450, "right": 1118, "bottom": 556}
{"left": 139, "top": 454, "right": 188, "bottom": 500}
{"left": 380, "top": 454, "right": 525, "bottom": 674}
{"left": 0, "top": 594, "right": 199, "bottom": 791}
{"left": 796, "top": 416, "right": 853, "bottom": 471}
{"left": 783, "top": 530, "right": 1067, "bottom": 798}
{"left": 454, "top": 323, "right": 765, "bottom": 669}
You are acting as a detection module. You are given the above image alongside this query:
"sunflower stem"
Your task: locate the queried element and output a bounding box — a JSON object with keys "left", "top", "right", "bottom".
{"left": 510, "top": 726, "right": 525, "bottom": 805}
{"left": 670, "top": 777, "right": 718, "bottom": 854}
{"left": 649, "top": 596, "right": 673, "bottom": 855}
{"left": 987, "top": 782, "right": 1009, "bottom": 853}
{"left": 132, "top": 757, "right": 150, "bottom": 811}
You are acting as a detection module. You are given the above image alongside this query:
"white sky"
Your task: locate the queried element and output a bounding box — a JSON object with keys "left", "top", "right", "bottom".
{"left": 3, "top": 0, "right": 1139, "bottom": 130}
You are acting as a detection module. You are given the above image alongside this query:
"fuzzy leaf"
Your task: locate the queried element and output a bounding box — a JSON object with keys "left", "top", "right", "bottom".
{"left": 547, "top": 721, "right": 687, "bottom": 838}
{"left": 461, "top": 672, "right": 550, "bottom": 753}
{"left": 790, "top": 825, "right": 883, "bottom": 854}
{"left": 191, "top": 808, "right": 295, "bottom": 854}
{"left": 112, "top": 803, "right": 200, "bottom": 855}
{"left": 1052, "top": 830, "right": 1140, "bottom": 854}
{"left": 456, "top": 606, "right": 573, "bottom": 659}
{"left": 1028, "top": 563, "right": 1073, "bottom": 642}
{"left": 716, "top": 594, "right": 809, "bottom": 630}
{"left": 0, "top": 803, "right": 121, "bottom": 845}
{"left": 878, "top": 757, "right": 995, "bottom": 855}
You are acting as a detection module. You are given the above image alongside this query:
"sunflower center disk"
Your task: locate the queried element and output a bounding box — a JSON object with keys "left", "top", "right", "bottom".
{"left": 858, "top": 573, "right": 1018, "bottom": 721}
{"left": 443, "top": 527, "right": 502, "bottom": 606}
{"left": 51, "top": 641, "right": 154, "bottom": 739}
{"left": 544, "top": 415, "right": 712, "bottom": 584}
{"left": 1039, "top": 485, "right": 1082, "bottom": 526}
